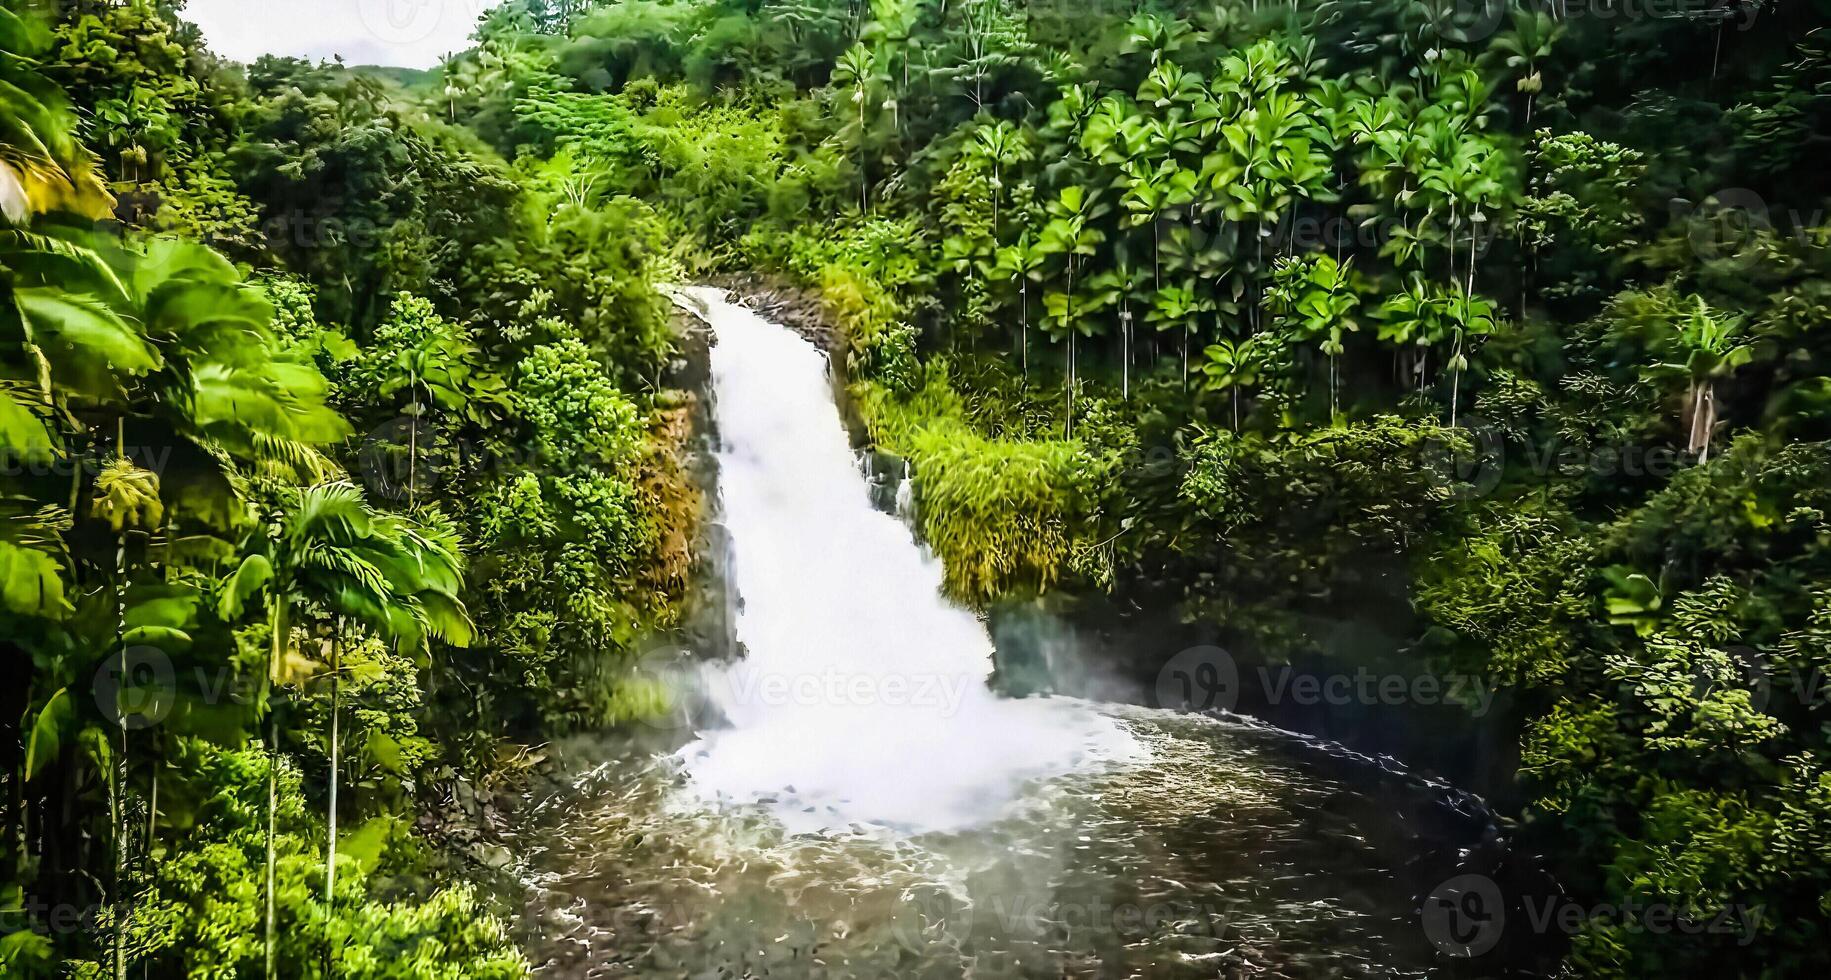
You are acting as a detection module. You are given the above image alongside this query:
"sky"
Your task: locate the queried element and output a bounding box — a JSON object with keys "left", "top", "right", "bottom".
{"left": 182, "top": 0, "right": 503, "bottom": 69}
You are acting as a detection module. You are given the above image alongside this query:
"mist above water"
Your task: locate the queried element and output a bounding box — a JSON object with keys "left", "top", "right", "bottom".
{"left": 675, "top": 287, "right": 1141, "bottom": 834}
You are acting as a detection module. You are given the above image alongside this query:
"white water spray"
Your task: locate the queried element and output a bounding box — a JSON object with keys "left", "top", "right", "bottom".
{"left": 675, "top": 287, "right": 1140, "bottom": 834}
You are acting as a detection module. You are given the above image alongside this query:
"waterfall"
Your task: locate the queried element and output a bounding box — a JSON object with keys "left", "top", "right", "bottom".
{"left": 893, "top": 460, "right": 917, "bottom": 523}
{"left": 675, "top": 287, "right": 1140, "bottom": 834}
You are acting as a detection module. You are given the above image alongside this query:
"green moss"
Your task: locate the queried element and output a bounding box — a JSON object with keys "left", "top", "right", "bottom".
{"left": 855, "top": 365, "right": 1107, "bottom": 602}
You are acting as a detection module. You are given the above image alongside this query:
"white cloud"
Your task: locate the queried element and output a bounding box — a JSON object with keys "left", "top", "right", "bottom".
{"left": 181, "top": 0, "right": 503, "bottom": 69}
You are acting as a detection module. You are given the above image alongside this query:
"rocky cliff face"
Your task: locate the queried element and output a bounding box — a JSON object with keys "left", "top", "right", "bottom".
{"left": 656, "top": 298, "right": 737, "bottom": 664}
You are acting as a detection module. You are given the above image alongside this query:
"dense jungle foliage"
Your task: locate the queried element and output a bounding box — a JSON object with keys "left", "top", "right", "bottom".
{"left": 2, "top": 0, "right": 694, "bottom": 974}
{"left": 6, "top": 0, "right": 1831, "bottom": 976}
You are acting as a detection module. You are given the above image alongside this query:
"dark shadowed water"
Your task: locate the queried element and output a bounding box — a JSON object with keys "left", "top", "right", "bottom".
{"left": 508, "top": 703, "right": 1504, "bottom": 979}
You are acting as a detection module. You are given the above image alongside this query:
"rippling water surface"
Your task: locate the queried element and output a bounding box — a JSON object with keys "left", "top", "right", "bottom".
{"left": 512, "top": 704, "right": 1464, "bottom": 979}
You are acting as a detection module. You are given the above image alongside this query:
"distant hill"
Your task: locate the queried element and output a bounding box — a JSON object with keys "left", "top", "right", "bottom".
{"left": 349, "top": 64, "right": 443, "bottom": 94}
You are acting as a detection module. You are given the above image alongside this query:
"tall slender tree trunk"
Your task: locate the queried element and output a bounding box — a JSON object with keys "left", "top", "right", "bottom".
{"left": 1121, "top": 306, "right": 1131, "bottom": 399}
{"left": 1329, "top": 354, "right": 1339, "bottom": 419}
{"left": 1153, "top": 219, "right": 1161, "bottom": 290}
{"left": 1467, "top": 219, "right": 1478, "bottom": 297}
{"left": 325, "top": 623, "right": 342, "bottom": 906}
{"left": 1449, "top": 332, "right": 1463, "bottom": 428}
{"left": 108, "top": 418, "right": 129, "bottom": 980}
{"left": 265, "top": 715, "right": 277, "bottom": 980}
{"left": 408, "top": 375, "right": 418, "bottom": 506}
{"left": 991, "top": 162, "right": 1001, "bottom": 241}
{"left": 1020, "top": 283, "right": 1029, "bottom": 379}
{"left": 1065, "top": 259, "right": 1076, "bottom": 438}
{"left": 265, "top": 592, "right": 285, "bottom": 980}
{"left": 1687, "top": 380, "right": 1719, "bottom": 461}
{"left": 1691, "top": 381, "right": 1706, "bottom": 461}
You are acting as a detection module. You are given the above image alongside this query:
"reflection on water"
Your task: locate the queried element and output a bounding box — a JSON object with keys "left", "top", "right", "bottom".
{"left": 510, "top": 704, "right": 1463, "bottom": 979}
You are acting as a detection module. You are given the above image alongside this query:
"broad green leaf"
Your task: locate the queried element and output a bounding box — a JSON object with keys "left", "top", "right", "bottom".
{"left": 217, "top": 553, "right": 273, "bottom": 621}
{"left": 24, "top": 688, "right": 71, "bottom": 781}
{"left": 122, "top": 625, "right": 193, "bottom": 648}
{"left": 0, "top": 540, "right": 69, "bottom": 618}
{"left": 0, "top": 388, "right": 53, "bottom": 456}
{"left": 14, "top": 286, "right": 159, "bottom": 374}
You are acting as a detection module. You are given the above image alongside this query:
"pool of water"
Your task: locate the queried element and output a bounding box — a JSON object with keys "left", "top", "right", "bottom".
{"left": 508, "top": 702, "right": 1499, "bottom": 979}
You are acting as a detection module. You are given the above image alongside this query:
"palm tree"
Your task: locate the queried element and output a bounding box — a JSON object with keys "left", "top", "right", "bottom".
{"left": 1093, "top": 257, "right": 1149, "bottom": 399}
{"left": 1200, "top": 336, "right": 1268, "bottom": 430}
{"left": 832, "top": 44, "right": 883, "bottom": 210}
{"left": 1159, "top": 223, "right": 1238, "bottom": 384}
{"left": 970, "top": 119, "right": 1032, "bottom": 240}
{"left": 1036, "top": 187, "right": 1110, "bottom": 432}
{"left": 1643, "top": 296, "right": 1752, "bottom": 463}
{"left": 1147, "top": 280, "right": 1214, "bottom": 386}
{"left": 223, "top": 481, "right": 472, "bottom": 976}
{"left": 1376, "top": 274, "right": 1455, "bottom": 398}
{"left": 992, "top": 232, "right": 1046, "bottom": 377}
{"left": 1267, "top": 254, "right": 1364, "bottom": 418}
{"left": 1443, "top": 286, "right": 1498, "bottom": 427}
{"left": 91, "top": 452, "right": 163, "bottom": 980}
{"left": 1488, "top": 10, "right": 1563, "bottom": 132}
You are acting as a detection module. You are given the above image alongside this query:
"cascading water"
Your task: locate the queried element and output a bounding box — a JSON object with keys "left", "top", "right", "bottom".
{"left": 675, "top": 286, "right": 1140, "bottom": 833}
{"left": 509, "top": 290, "right": 1519, "bottom": 978}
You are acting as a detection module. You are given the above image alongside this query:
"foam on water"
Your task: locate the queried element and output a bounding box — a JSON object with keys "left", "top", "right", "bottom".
{"left": 675, "top": 287, "right": 1142, "bottom": 834}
